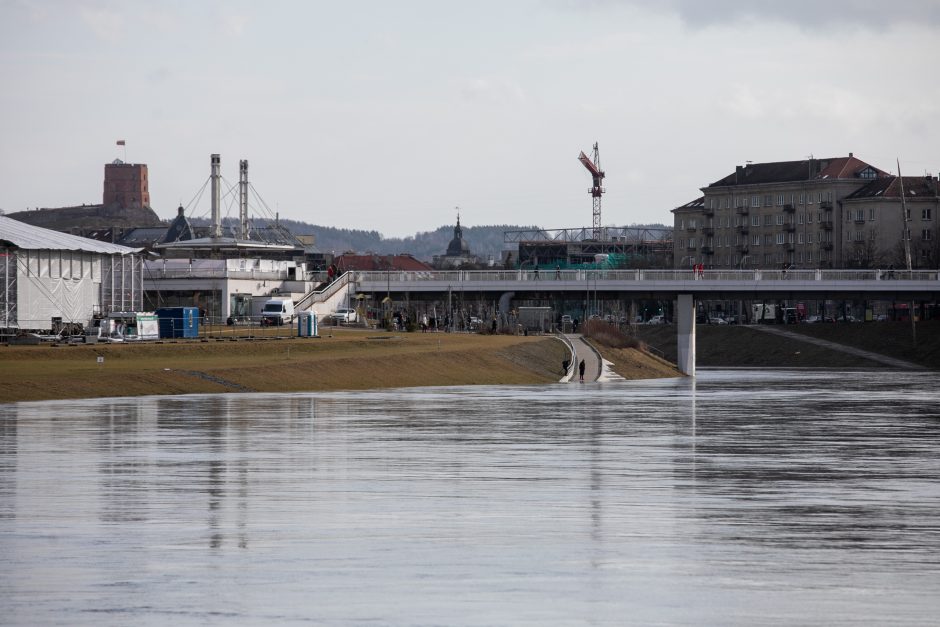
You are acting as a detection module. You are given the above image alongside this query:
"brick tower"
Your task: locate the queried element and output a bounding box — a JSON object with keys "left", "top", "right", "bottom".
{"left": 103, "top": 160, "right": 150, "bottom": 208}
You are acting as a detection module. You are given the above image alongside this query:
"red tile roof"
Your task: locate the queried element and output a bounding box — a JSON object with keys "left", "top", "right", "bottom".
{"left": 708, "top": 155, "right": 888, "bottom": 188}
{"left": 335, "top": 253, "right": 433, "bottom": 272}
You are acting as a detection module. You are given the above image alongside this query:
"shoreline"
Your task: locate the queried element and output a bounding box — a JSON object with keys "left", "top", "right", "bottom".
{"left": 0, "top": 330, "right": 680, "bottom": 404}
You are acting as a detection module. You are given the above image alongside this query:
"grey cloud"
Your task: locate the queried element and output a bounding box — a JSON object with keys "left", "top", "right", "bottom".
{"left": 572, "top": 0, "right": 940, "bottom": 30}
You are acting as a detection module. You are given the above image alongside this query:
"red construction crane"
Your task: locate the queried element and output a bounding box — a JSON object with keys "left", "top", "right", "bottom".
{"left": 578, "top": 142, "right": 605, "bottom": 239}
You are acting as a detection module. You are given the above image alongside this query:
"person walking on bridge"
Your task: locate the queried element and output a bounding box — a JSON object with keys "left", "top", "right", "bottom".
{"left": 578, "top": 359, "right": 586, "bottom": 382}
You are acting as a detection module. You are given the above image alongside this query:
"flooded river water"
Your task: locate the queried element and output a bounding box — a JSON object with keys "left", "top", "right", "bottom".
{"left": 1, "top": 370, "right": 939, "bottom": 625}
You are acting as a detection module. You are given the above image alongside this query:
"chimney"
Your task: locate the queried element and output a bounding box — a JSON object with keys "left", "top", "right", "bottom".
{"left": 849, "top": 152, "right": 854, "bottom": 158}
{"left": 735, "top": 165, "right": 743, "bottom": 184}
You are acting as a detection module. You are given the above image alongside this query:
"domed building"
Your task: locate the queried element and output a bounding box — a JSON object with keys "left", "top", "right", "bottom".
{"left": 434, "top": 213, "right": 479, "bottom": 268}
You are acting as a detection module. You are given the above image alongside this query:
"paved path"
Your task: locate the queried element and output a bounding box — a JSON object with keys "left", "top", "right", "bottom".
{"left": 562, "top": 334, "right": 622, "bottom": 383}
{"left": 748, "top": 325, "right": 926, "bottom": 370}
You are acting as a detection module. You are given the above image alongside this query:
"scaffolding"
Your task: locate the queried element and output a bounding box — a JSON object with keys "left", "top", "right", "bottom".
{"left": 1, "top": 248, "right": 16, "bottom": 329}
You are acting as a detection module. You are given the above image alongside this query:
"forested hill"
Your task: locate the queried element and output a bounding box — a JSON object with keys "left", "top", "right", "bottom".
{"left": 276, "top": 220, "right": 536, "bottom": 262}
{"left": 197, "top": 218, "right": 668, "bottom": 262}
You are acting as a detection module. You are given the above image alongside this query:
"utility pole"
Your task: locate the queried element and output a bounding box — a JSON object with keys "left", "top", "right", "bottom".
{"left": 898, "top": 159, "right": 916, "bottom": 347}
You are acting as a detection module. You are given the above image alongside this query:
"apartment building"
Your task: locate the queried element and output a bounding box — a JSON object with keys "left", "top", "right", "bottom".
{"left": 841, "top": 176, "right": 940, "bottom": 268}
{"left": 673, "top": 154, "right": 890, "bottom": 269}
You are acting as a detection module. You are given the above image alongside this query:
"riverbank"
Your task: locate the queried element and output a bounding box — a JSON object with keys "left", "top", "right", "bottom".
{"left": 633, "top": 321, "right": 940, "bottom": 370}
{"left": 0, "top": 330, "right": 677, "bottom": 403}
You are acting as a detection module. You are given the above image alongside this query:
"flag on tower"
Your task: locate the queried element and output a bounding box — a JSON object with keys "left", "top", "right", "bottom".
{"left": 116, "top": 140, "right": 125, "bottom": 146}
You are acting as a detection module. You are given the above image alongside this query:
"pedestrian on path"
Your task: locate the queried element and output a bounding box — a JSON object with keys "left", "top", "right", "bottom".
{"left": 579, "top": 359, "right": 585, "bottom": 382}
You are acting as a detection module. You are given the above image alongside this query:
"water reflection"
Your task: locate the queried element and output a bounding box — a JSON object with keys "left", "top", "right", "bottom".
{"left": 1, "top": 371, "right": 938, "bottom": 625}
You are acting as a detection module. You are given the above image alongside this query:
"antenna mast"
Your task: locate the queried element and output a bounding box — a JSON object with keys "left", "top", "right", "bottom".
{"left": 578, "top": 142, "right": 606, "bottom": 239}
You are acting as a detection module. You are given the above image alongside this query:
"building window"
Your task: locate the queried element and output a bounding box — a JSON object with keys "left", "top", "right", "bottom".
{"left": 751, "top": 215, "right": 760, "bottom": 227}
{"left": 808, "top": 193, "right": 815, "bottom": 204}
{"left": 751, "top": 196, "right": 760, "bottom": 208}
{"left": 776, "top": 233, "right": 785, "bottom": 244}
{"left": 923, "top": 208, "right": 932, "bottom": 220}
{"left": 764, "top": 215, "right": 772, "bottom": 226}
{"left": 807, "top": 232, "right": 814, "bottom": 244}
{"left": 777, "top": 194, "right": 785, "bottom": 206}
{"left": 776, "top": 215, "right": 784, "bottom": 226}
{"left": 799, "top": 193, "right": 805, "bottom": 205}
{"left": 725, "top": 197, "right": 731, "bottom": 209}
{"left": 798, "top": 213, "right": 804, "bottom": 225}
{"left": 764, "top": 234, "right": 773, "bottom": 245}
{"left": 764, "top": 195, "right": 773, "bottom": 207}
{"left": 922, "top": 229, "right": 932, "bottom": 241}
{"left": 869, "top": 207, "right": 876, "bottom": 221}
{"left": 753, "top": 234, "right": 761, "bottom": 246}
{"left": 797, "top": 233, "right": 804, "bottom": 244}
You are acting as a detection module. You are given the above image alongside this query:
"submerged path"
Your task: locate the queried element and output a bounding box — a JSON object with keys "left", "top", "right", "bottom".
{"left": 563, "top": 334, "right": 605, "bottom": 383}
{"left": 748, "top": 325, "right": 926, "bottom": 370}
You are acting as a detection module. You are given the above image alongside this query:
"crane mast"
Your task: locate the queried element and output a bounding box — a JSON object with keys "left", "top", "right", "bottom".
{"left": 578, "top": 142, "right": 605, "bottom": 239}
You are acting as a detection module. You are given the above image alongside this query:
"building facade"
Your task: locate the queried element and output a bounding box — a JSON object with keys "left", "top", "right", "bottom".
{"left": 673, "top": 154, "right": 892, "bottom": 269}
{"left": 841, "top": 176, "right": 940, "bottom": 268}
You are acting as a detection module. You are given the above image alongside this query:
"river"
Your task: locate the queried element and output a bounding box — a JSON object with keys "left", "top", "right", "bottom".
{"left": 1, "top": 370, "right": 938, "bottom": 625}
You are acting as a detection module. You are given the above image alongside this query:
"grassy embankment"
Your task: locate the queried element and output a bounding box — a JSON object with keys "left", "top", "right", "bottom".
{"left": 0, "top": 331, "right": 569, "bottom": 403}
{"left": 581, "top": 320, "right": 683, "bottom": 379}
{"left": 631, "top": 321, "right": 940, "bottom": 370}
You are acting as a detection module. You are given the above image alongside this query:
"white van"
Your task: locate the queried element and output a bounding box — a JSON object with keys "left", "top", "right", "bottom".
{"left": 261, "top": 298, "right": 295, "bottom": 326}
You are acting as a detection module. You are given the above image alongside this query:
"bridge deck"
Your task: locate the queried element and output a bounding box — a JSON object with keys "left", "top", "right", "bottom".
{"left": 353, "top": 268, "right": 940, "bottom": 298}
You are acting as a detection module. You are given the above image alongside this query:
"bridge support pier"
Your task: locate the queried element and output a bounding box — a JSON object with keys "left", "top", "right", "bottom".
{"left": 676, "top": 293, "right": 696, "bottom": 376}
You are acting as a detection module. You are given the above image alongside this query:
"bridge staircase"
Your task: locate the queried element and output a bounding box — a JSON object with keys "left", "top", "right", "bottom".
{"left": 294, "top": 273, "right": 355, "bottom": 317}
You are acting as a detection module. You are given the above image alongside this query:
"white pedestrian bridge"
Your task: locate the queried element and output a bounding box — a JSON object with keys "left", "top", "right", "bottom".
{"left": 344, "top": 268, "right": 940, "bottom": 376}
{"left": 352, "top": 267, "right": 940, "bottom": 299}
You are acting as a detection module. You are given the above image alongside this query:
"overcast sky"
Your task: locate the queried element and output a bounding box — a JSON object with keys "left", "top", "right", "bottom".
{"left": 2, "top": 0, "right": 939, "bottom": 237}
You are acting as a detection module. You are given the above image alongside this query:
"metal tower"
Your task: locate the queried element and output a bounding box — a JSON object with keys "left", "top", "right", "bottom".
{"left": 578, "top": 142, "right": 606, "bottom": 239}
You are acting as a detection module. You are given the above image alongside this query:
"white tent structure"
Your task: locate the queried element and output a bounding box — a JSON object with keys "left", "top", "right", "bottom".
{"left": 0, "top": 216, "right": 143, "bottom": 333}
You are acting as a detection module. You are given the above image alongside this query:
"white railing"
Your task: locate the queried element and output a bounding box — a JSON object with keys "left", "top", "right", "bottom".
{"left": 354, "top": 269, "right": 940, "bottom": 283}
{"left": 295, "top": 272, "right": 350, "bottom": 311}
{"left": 146, "top": 268, "right": 296, "bottom": 280}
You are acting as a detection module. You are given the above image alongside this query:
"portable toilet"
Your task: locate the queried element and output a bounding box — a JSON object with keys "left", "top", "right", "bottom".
{"left": 297, "top": 312, "right": 318, "bottom": 337}
{"left": 155, "top": 307, "right": 200, "bottom": 338}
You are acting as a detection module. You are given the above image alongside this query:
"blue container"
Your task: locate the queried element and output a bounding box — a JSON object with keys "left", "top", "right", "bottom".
{"left": 155, "top": 307, "right": 200, "bottom": 338}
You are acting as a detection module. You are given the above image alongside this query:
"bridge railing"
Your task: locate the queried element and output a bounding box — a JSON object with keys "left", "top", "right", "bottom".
{"left": 354, "top": 269, "right": 940, "bottom": 283}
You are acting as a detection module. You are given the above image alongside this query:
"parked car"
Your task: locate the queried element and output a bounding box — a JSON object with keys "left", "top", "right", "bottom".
{"left": 647, "top": 315, "right": 666, "bottom": 325}
{"left": 708, "top": 316, "right": 728, "bottom": 325}
{"left": 333, "top": 308, "right": 358, "bottom": 323}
